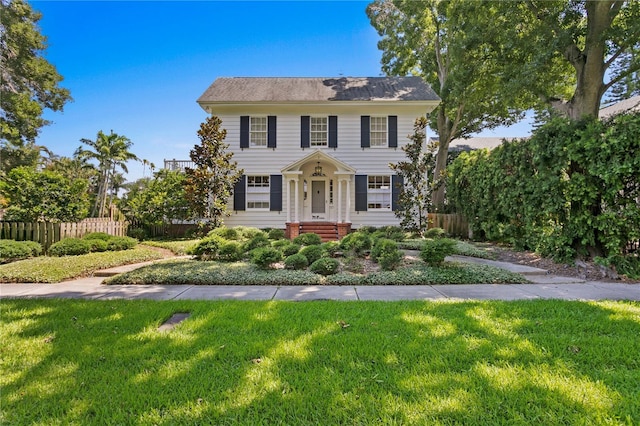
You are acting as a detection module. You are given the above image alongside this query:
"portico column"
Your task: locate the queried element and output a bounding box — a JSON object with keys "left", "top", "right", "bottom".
{"left": 294, "top": 178, "right": 299, "bottom": 223}
{"left": 337, "top": 178, "right": 343, "bottom": 223}
{"left": 345, "top": 178, "right": 351, "bottom": 223}
{"left": 285, "top": 178, "right": 291, "bottom": 223}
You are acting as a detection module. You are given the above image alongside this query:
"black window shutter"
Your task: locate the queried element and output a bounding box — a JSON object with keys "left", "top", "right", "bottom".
{"left": 268, "top": 116, "right": 277, "bottom": 148}
{"left": 392, "top": 174, "right": 403, "bottom": 211}
{"left": 361, "top": 116, "right": 370, "bottom": 148}
{"left": 388, "top": 116, "right": 398, "bottom": 148}
{"left": 355, "top": 175, "right": 368, "bottom": 211}
{"left": 233, "top": 175, "right": 246, "bottom": 211}
{"left": 328, "top": 116, "right": 338, "bottom": 148}
{"left": 270, "top": 174, "right": 282, "bottom": 211}
{"left": 240, "top": 116, "right": 249, "bottom": 148}
{"left": 301, "top": 116, "right": 310, "bottom": 148}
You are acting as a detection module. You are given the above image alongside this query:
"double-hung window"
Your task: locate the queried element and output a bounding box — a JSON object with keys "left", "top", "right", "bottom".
{"left": 250, "top": 117, "right": 268, "bottom": 147}
{"left": 310, "top": 117, "right": 328, "bottom": 147}
{"left": 370, "top": 117, "right": 388, "bottom": 147}
{"left": 367, "top": 175, "right": 391, "bottom": 209}
{"left": 246, "top": 175, "right": 270, "bottom": 209}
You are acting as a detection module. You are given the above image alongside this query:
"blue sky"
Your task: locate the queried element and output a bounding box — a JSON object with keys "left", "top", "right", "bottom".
{"left": 33, "top": 0, "right": 531, "bottom": 182}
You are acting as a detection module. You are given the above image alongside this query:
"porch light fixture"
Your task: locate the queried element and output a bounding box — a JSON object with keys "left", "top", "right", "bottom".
{"left": 312, "top": 161, "right": 325, "bottom": 176}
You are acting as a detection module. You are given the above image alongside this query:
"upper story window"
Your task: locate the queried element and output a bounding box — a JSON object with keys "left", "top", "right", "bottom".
{"left": 310, "top": 117, "right": 328, "bottom": 147}
{"left": 246, "top": 175, "right": 270, "bottom": 209}
{"left": 367, "top": 175, "right": 391, "bottom": 209}
{"left": 250, "top": 117, "right": 268, "bottom": 147}
{"left": 370, "top": 117, "right": 388, "bottom": 147}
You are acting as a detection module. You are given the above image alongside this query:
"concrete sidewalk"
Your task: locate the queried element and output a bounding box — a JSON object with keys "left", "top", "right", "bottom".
{"left": 2, "top": 256, "right": 639, "bottom": 301}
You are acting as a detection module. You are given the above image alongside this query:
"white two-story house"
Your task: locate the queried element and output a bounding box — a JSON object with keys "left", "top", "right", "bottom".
{"left": 189, "top": 77, "right": 440, "bottom": 239}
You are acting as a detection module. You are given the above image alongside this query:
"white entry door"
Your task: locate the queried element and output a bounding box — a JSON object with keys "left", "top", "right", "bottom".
{"left": 311, "top": 180, "right": 325, "bottom": 218}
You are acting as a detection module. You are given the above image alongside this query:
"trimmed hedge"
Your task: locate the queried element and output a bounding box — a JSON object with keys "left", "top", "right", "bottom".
{"left": 0, "top": 240, "right": 42, "bottom": 263}
{"left": 49, "top": 238, "right": 93, "bottom": 256}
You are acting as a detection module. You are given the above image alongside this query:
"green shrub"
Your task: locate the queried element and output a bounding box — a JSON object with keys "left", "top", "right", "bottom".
{"left": 293, "top": 233, "right": 322, "bottom": 246}
{"left": 0, "top": 240, "right": 42, "bottom": 262}
{"left": 358, "top": 226, "right": 378, "bottom": 234}
{"left": 321, "top": 241, "right": 341, "bottom": 257}
{"left": 284, "top": 253, "right": 308, "bottom": 270}
{"left": 83, "top": 232, "right": 111, "bottom": 241}
{"left": 105, "top": 236, "right": 138, "bottom": 251}
{"left": 235, "top": 226, "right": 265, "bottom": 240}
{"left": 299, "top": 245, "right": 323, "bottom": 264}
{"left": 191, "top": 235, "right": 226, "bottom": 259}
{"left": 86, "top": 238, "right": 108, "bottom": 252}
{"left": 282, "top": 243, "right": 301, "bottom": 256}
{"left": 250, "top": 246, "right": 283, "bottom": 269}
{"left": 425, "top": 227, "right": 447, "bottom": 239}
{"left": 421, "top": 238, "right": 457, "bottom": 266}
{"left": 340, "top": 231, "right": 372, "bottom": 256}
{"left": 49, "top": 238, "right": 93, "bottom": 256}
{"left": 127, "top": 227, "right": 147, "bottom": 241}
{"left": 371, "top": 238, "right": 403, "bottom": 271}
{"left": 268, "top": 228, "right": 286, "bottom": 240}
{"left": 379, "top": 226, "right": 406, "bottom": 241}
{"left": 370, "top": 238, "right": 398, "bottom": 262}
{"left": 208, "top": 227, "right": 240, "bottom": 241}
{"left": 218, "top": 241, "right": 243, "bottom": 262}
{"left": 342, "top": 255, "right": 364, "bottom": 273}
{"left": 378, "top": 251, "right": 404, "bottom": 271}
{"left": 309, "top": 257, "right": 340, "bottom": 276}
{"left": 243, "top": 234, "right": 270, "bottom": 252}
{"left": 271, "top": 239, "right": 290, "bottom": 250}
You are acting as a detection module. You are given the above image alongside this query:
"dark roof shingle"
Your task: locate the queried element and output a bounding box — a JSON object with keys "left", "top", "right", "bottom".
{"left": 197, "top": 77, "right": 439, "bottom": 103}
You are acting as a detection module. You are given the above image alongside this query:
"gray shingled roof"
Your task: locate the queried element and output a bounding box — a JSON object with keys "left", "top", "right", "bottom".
{"left": 197, "top": 77, "right": 440, "bottom": 103}
{"left": 599, "top": 95, "right": 640, "bottom": 118}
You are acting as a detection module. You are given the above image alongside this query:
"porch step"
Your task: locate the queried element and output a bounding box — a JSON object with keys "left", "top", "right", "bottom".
{"left": 299, "top": 222, "right": 339, "bottom": 242}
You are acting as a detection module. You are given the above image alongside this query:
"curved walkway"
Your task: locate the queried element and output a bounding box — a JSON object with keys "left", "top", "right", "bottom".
{"left": 1, "top": 256, "right": 639, "bottom": 301}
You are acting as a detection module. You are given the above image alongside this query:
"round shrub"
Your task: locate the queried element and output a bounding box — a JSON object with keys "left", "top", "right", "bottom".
{"left": 250, "top": 246, "right": 283, "bottom": 269}
{"left": 268, "top": 228, "right": 286, "bottom": 240}
{"left": 299, "top": 245, "right": 323, "bottom": 264}
{"left": 282, "top": 242, "right": 301, "bottom": 256}
{"left": 321, "top": 241, "right": 341, "bottom": 257}
{"left": 310, "top": 257, "right": 340, "bottom": 276}
{"left": 87, "top": 238, "right": 108, "bottom": 252}
{"left": 106, "top": 236, "right": 138, "bottom": 251}
{"left": 358, "top": 226, "right": 378, "bottom": 234}
{"left": 271, "top": 239, "right": 290, "bottom": 250}
{"left": 218, "top": 241, "right": 243, "bottom": 262}
{"left": 380, "top": 226, "right": 406, "bottom": 241}
{"left": 293, "top": 233, "right": 322, "bottom": 246}
{"left": 371, "top": 238, "right": 398, "bottom": 262}
{"left": 235, "top": 226, "right": 265, "bottom": 240}
{"left": 191, "top": 235, "right": 226, "bottom": 259}
{"left": 49, "top": 238, "right": 92, "bottom": 256}
{"left": 425, "top": 227, "right": 447, "bottom": 239}
{"left": 127, "top": 227, "right": 147, "bottom": 241}
{"left": 83, "top": 232, "right": 111, "bottom": 241}
{"left": 208, "top": 227, "right": 240, "bottom": 241}
{"left": 421, "top": 238, "right": 457, "bottom": 266}
{"left": 378, "top": 250, "right": 404, "bottom": 271}
{"left": 0, "top": 240, "right": 42, "bottom": 262}
{"left": 340, "top": 231, "right": 372, "bottom": 256}
{"left": 243, "top": 234, "right": 270, "bottom": 252}
{"left": 284, "top": 253, "right": 308, "bottom": 270}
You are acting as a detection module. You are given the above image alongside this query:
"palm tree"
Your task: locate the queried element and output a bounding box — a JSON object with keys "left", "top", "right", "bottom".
{"left": 76, "top": 130, "right": 138, "bottom": 217}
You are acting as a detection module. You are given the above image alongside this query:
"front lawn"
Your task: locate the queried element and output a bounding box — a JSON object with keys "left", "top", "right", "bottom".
{"left": 105, "top": 258, "right": 528, "bottom": 285}
{"left": 0, "top": 247, "right": 165, "bottom": 283}
{"left": 2, "top": 299, "right": 638, "bottom": 424}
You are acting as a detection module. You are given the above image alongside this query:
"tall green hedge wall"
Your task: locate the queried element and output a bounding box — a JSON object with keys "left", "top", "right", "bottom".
{"left": 447, "top": 112, "right": 640, "bottom": 270}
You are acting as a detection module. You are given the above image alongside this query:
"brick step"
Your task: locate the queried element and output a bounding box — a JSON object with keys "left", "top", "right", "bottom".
{"left": 299, "top": 222, "right": 338, "bottom": 241}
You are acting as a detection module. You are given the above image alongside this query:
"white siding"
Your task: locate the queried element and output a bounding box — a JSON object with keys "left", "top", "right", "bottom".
{"left": 214, "top": 105, "right": 428, "bottom": 229}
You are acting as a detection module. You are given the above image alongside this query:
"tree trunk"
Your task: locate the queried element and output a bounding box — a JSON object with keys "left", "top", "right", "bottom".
{"left": 432, "top": 107, "right": 454, "bottom": 209}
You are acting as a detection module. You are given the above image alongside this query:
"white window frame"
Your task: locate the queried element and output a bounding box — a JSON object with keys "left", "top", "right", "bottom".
{"left": 370, "top": 116, "right": 388, "bottom": 148}
{"left": 367, "top": 175, "right": 391, "bottom": 210}
{"left": 246, "top": 175, "right": 270, "bottom": 209}
{"left": 250, "top": 117, "right": 268, "bottom": 147}
{"left": 310, "top": 116, "right": 328, "bottom": 147}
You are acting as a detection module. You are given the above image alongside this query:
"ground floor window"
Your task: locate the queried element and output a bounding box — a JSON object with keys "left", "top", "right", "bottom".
{"left": 247, "top": 175, "right": 270, "bottom": 209}
{"left": 367, "top": 175, "right": 391, "bottom": 209}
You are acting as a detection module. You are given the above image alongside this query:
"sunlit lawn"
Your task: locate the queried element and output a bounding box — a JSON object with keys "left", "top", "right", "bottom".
{"left": 2, "top": 299, "right": 639, "bottom": 425}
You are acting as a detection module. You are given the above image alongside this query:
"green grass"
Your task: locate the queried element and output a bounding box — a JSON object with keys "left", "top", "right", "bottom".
{"left": 142, "top": 240, "right": 199, "bottom": 255}
{"left": 0, "top": 247, "right": 164, "bottom": 283}
{"left": 105, "top": 259, "right": 528, "bottom": 285}
{"left": 1, "top": 299, "right": 639, "bottom": 425}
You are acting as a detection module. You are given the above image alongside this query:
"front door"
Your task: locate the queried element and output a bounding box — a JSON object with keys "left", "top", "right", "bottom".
{"left": 311, "top": 180, "right": 325, "bottom": 219}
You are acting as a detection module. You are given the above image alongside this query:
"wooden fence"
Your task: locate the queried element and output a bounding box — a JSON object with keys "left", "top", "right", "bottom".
{"left": 427, "top": 213, "right": 470, "bottom": 238}
{"left": 0, "top": 218, "right": 128, "bottom": 250}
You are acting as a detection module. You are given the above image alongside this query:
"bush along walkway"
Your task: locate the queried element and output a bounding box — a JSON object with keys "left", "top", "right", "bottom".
{"left": 1, "top": 256, "right": 639, "bottom": 301}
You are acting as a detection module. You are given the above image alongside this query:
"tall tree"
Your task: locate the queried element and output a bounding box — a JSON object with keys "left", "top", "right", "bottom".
{"left": 496, "top": 0, "right": 640, "bottom": 119}
{"left": 367, "top": 0, "right": 563, "bottom": 207}
{"left": 0, "top": 0, "right": 71, "bottom": 146}
{"left": 76, "top": 130, "right": 138, "bottom": 218}
{"left": 184, "top": 116, "right": 243, "bottom": 227}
